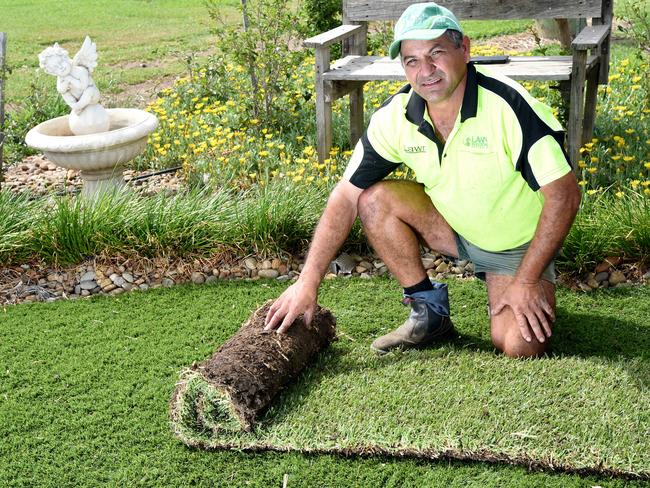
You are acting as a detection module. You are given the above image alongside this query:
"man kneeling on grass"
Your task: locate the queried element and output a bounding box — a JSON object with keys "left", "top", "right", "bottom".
{"left": 265, "top": 2, "right": 581, "bottom": 358}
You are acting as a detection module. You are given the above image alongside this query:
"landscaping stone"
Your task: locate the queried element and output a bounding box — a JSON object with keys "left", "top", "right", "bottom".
{"left": 594, "top": 271, "right": 610, "bottom": 283}
{"left": 110, "top": 273, "right": 126, "bottom": 287}
{"left": 244, "top": 258, "right": 258, "bottom": 270}
{"left": 122, "top": 272, "right": 134, "bottom": 283}
{"left": 421, "top": 258, "right": 436, "bottom": 269}
{"left": 80, "top": 271, "right": 96, "bottom": 282}
{"left": 609, "top": 271, "right": 627, "bottom": 286}
{"left": 258, "top": 269, "right": 280, "bottom": 279}
{"left": 79, "top": 280, "right": 97, "bottom": 291}
{"left": 435, "top": 262, "right": 449, "bottom": 273}
{"left": 162, "top": 278, "right": 175, "bottom": 287}
{"left": 191, "top": 272, "right": 206, "bottom": 284}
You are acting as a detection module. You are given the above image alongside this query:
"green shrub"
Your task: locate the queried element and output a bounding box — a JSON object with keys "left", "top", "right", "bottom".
{"left": 560, "top": 191, "right": 650, "bottom": 273}
{"left": 300, "top": 0, "right": 341, "bottom": 37}
{"left": 205, "top": 0, "right": 305, "bottom": 131}
{"left": 3, "top": 75, "right": 68, "bottom": 165}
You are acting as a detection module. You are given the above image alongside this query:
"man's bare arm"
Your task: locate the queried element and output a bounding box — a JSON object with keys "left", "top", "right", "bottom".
{"left": 264, "top": 179, "right": 363, "bottom": 333}
{"left": 491, "top": 172, "right": 581, "bottom": 342}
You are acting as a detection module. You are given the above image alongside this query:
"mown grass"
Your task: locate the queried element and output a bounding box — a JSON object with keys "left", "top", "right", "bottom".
{"left": 1, "top": 279, "right": 648, "bottom": 486}
{"left": 1, "top": 0, "right": 239, "bottom": 102}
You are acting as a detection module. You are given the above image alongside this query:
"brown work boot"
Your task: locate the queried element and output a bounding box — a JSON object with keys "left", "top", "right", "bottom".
{"left": 371, "top": 290, "right": 455, "bottom": 354}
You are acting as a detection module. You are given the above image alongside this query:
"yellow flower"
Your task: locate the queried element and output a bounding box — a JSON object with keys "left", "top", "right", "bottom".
{"left": 587, "top": 189, "right": 597, "bottom": 196}
{"left": 612, "top": 155, "right": 622, "bottom": 161}
{"left": 578, "top": 160, "right": 587, "bottom": 168}
{"left": 587, "top": 167, "right": 597, "bottom": 174}
{"left": 615, "top": 191, "right": 624, "bottom": 198}
{"left": 625, "top": 129, "right": 635, "bottom": 134}
{"left": 645, "top": 188, "right": 650, "bottom": 196}
{"left": 631, "top": 180, "right": 640, "bottom": 189}
{"left": 578, "top": 180, "right": 587, "bottom": 186}
{"left": 259, "top": 150, "right": 270, "bottom": 157}
{"left": 590, "top": 157, "right": 598, "bottom": 163}
{"left": 623, "top": 156, "right": 635, "bottom": 162}
{"left": 644, "top": 162, "right": 650, "bottom": 169}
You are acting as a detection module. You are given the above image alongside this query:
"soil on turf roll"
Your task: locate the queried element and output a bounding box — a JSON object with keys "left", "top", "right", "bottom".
{"left": 170, "top": 300, "right": 336, "bottom": 440}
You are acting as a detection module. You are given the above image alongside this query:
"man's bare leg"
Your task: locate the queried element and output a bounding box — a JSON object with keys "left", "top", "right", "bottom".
{"left": 487, "top": 273, "right": 556, "bottom": 358}
{"left": 357, "top": 180, "right": 458, "bottom": 287}
{"left": 358, "top": 180, "right": 459, "bottom": 353}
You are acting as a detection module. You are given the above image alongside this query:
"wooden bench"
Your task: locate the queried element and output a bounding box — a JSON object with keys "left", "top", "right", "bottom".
{"left": 304, "top": 0, "right": 612, "bottom": 167}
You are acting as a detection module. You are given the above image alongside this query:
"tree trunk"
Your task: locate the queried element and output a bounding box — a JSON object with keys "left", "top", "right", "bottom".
{"left": 170, "top": 300, "right": 337, "bottom": 442}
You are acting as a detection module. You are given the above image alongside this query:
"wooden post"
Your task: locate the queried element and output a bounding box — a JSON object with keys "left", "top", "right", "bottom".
{"left": 348, "top": 23, "right": 367, "bottom": 151}
{"left": 0, "top": 32, "right": 6, "bottom": 186}
{"left": 582, "top": 66, "right": 600, "bottom": 144}
{"left": 315, "top": 46, "right": 332, "bottom": 163}
{"left": 568, "top": 49, "right": 587, "bottom": 170}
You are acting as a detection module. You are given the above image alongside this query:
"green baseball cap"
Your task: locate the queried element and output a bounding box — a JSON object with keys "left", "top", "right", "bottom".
{"left": 389, "top": 2, "right": 463, "bottom": 59}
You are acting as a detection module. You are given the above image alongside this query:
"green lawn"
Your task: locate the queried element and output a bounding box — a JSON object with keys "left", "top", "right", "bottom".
{"left": 1, "top": 0, "right": 239, "bottom": 103}
{"left": 1, "top": 278, "right": 648, "bottom": 486}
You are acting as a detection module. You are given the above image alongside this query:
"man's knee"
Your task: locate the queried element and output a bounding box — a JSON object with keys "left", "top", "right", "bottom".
{"left": 492, "top": 326, "right": 548, "bottom": 358}
{"left": 357, "top": 182, "right": 390, "bottom": 224}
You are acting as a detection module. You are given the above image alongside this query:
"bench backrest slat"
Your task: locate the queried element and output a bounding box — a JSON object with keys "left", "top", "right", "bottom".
{"left": 344, "top": 0, "right": 603, "bottom": 22}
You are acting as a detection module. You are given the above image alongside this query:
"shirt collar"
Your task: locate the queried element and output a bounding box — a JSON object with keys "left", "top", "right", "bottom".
{"left": 404, "top": 61, "right": 479, "bottom": 126}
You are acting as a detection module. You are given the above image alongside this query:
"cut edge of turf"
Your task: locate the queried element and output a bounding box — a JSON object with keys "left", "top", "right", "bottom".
{"left": 169, "top": 436, "right": 650, "bottom": 481}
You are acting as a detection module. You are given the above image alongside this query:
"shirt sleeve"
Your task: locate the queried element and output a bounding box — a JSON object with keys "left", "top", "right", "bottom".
{"left": 343, "top": 103, "right": 402, "bottom": 190}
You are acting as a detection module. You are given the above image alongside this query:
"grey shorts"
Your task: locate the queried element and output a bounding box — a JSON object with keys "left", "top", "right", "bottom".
{"left": 455, "top": 234, "right": 556, "bottom": 284}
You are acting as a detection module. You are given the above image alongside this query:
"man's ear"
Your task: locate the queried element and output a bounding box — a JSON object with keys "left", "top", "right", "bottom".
{"left": 462, "top": 35, "right": 471, "bottom": 63}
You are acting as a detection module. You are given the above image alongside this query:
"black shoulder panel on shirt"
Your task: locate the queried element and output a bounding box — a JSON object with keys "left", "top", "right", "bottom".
{"left": 348, "top": 132, "right": 401, "bottom": 190}
{"left": 475, "top": 72, "right": 570, "bottom": 191}
{"left": 379, "top": 83, "right": 412, "bottom": 109}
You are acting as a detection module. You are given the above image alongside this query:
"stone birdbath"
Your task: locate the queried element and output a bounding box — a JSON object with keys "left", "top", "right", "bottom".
{"left": 25, "top": 37, "right": 158, "bottom": 198}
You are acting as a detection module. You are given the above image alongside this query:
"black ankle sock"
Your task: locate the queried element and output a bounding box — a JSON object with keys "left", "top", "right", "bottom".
{"left": 404, "top": 277, "right": 433, "bottom": 296}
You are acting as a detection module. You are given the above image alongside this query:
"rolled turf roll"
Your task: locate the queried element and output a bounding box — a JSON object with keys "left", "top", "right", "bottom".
{"left": 170, "top": 300, "right": 336, "bottom": 443}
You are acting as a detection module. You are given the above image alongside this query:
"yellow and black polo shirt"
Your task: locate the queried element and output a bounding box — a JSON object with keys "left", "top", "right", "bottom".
{"left": 342, "top": 62, "right": 572, "bottom": 252}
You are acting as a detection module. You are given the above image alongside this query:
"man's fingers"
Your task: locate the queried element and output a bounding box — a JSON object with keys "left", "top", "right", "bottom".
{"left": 526, "top": 310, "right": 546, "bottom": 343}
{"left": 303, "top": 307, "right": 315, "bottom": 326}
{"left": 264, "top": 301, "right": 286, "bottom": 330}
{"left": 541, "top": 298, "right": 555, "bottom": 323}
{"left": 277, "top": 310, "right": 298, "bottom": 335}
{"left": 514, "top": 311, "right": 532, "bottom": 342}
{"left": 264, "top": 302, "right": 278, "bottom": 327}
{"left": 490, "top": 300, "right": 505, "bottom": 317}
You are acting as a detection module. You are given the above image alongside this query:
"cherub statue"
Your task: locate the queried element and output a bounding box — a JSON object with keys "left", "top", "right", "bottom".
{"left": 38, "top": 36, "right": 110, "bottom": 135}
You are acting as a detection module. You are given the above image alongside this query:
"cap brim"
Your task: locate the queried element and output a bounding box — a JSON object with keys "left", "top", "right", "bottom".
{"left": 388, "top": 28, "right": 448, "bottom": 59}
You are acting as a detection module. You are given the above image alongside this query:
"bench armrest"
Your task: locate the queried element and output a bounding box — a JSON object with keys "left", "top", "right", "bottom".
{"left": 304, "top": 24, "right": 364, "bottom": 48}
{"left": 572, "top": 24, "right": 610, "bottom": 50}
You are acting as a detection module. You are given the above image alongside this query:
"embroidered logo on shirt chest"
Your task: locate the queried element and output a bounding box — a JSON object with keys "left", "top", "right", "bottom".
{"left": 463, "top": 136, "right": 488, "bottom": 150}
{"left": 404, "top": 145, "right": 427, "bottom": 154}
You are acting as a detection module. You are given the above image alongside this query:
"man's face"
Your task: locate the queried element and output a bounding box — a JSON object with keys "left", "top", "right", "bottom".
{"left": 400, "top": 34, "right": 470, "bottom": 107}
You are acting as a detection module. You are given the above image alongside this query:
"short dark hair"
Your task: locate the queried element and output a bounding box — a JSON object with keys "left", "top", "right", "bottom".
{"left": 445, "top": 29, "right": 463, "bottom": 48}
